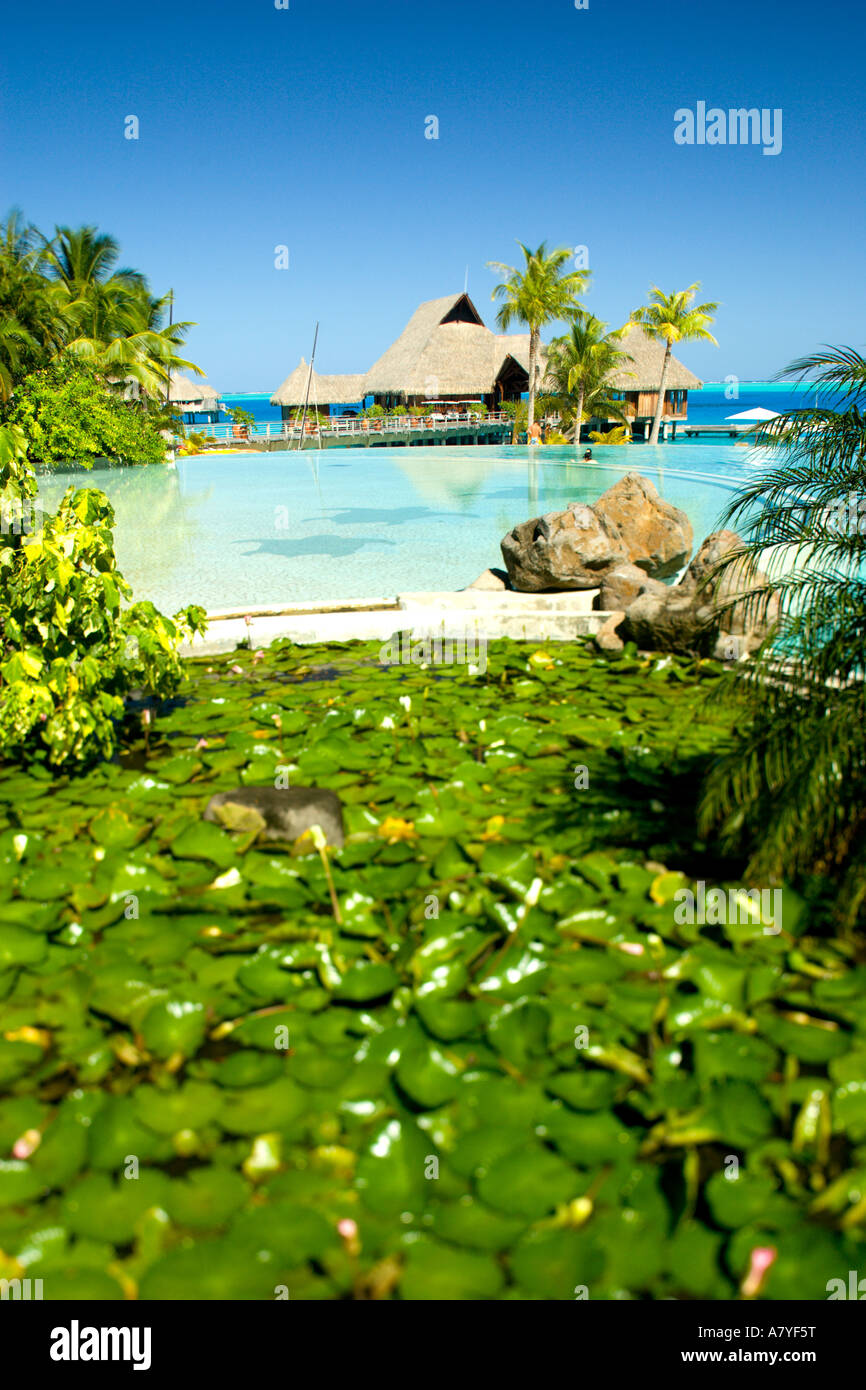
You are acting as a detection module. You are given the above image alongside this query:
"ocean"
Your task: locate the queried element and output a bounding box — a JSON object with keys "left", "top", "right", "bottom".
{"left": 213, "top": 382, "right": 821, "bottom": 436}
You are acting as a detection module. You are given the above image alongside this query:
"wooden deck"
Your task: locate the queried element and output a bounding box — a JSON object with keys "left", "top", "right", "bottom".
{"left": 194, "top": 412, "right": 515, "bottom": 451}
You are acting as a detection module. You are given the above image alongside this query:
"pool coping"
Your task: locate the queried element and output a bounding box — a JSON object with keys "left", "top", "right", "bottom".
{"left": 183, "top": 589, "right": 607, "bottom": 655}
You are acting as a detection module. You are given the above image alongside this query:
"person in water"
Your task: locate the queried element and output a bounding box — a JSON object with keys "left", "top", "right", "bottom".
{"left": 583, "top": 448, "right": 593, "bottom": 461}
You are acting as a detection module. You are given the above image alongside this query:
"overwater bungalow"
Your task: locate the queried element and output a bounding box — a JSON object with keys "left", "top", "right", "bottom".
{"left": 270, "top": 361, "right": 368, "bottom": 418}
{"left": 168, "top": 372, "right": 222, "bottom": 425}
{"left": 603, "top": 326, "right": 703, "bottom": 438}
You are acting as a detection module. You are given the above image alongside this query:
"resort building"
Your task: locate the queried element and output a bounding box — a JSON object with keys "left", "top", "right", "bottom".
{"left": 168, "top": 372, "right": 222, "bottom": 425}
{"left": 602, "top": 326, "right": 703, "bottom": 438}
{"left": 271, "top": 293, "right": 536, "bottom": 419}
{"left": 271, "top": 294, "right": 702, "bottom": 435}
{"left": 270, "top": 362, "right": 368, "bottom": 419}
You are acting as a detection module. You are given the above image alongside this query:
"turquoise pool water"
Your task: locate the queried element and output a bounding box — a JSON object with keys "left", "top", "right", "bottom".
{"left": 36, "top": 444, "right": 768, "bottom": 613}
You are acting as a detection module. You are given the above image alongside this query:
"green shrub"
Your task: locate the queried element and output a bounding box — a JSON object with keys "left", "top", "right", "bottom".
{"left": 0, "top": 426, "right": 206, "bottom": 767}
{"left": 4, "top": 356, "right": 167, "bottom": 468}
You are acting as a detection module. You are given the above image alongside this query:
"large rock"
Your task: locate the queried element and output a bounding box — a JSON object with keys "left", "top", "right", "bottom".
{"left": 595, "top": 561, "right": 667, "bottom": 611}
{"left": 621, "top": 591, "right": 716, "bottom": 657}
{"left": 594, "top": 610, "right": 627, "bottom": 654}
{"left": 592, "top": 473, "right": 693, "bottom": 578}
{"left": 204, "top": 786, "right": 345, "bottom": 848}
{"left": 466, "top": 567, "right": 510, "bottom": 591}
{"left": 501, "top": 503, "right": 627, "bottom": 592}
{"left": 679, "top": 530, "right": 779, "bottom": 650}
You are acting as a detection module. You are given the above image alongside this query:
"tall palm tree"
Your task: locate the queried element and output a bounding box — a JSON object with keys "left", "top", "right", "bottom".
{"left": 698, "top": 345, "right": 866, "bottom": 927}
{"left": 487, "top": 242, "right": 589, "bottom": 434}
{"left": 631, "top": 284, "right": 718, "bottom": 445}
{"left": 546, "top": 313, "right": 632, "bottom": 444}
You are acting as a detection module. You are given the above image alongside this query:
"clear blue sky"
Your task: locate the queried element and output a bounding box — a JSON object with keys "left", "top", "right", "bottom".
{"left": 2, "top": 0, "right": 864, "bottom": 390}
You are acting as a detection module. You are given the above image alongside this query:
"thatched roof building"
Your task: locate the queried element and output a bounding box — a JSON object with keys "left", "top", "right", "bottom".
{"left": 271, "top": 360, "right": 367, "bottom": 408}
{"left": 362, "top": 293, "right": 534, "bottom": 400}
{"left": 168, "top": 373, "right": 221, "bottom": 408}
{"left": 270, "top": 293, "right": 540, "bottom": 416}
{"left": 269, "top": 298, "right": 703, "bottom": 426}
{"left": 606, "top": 327, "right": 703, "bottom": 392}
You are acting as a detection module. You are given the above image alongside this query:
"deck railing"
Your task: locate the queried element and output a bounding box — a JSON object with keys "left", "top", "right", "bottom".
{"left": 183, "top": 412, "right": 515, "bottom": 445}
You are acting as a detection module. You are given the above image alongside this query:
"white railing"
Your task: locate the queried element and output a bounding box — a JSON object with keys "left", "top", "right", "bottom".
{"left": 183, "top": 412, "right": 515, "bottom": 445}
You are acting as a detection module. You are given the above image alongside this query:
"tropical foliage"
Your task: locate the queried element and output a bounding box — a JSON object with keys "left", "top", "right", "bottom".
{"left": 0, "top": 211, "right": 202, "bottom": 440}
{"left": 699, "top": 345, "right": 866, "bottom": 927}
{"left": 631, "top": 284, "right": 718, "bottom": 444}
{"left": 5, "top": 357, "right": 166, "bottom": 467}
{"left": 588, "top": 424, "right": 631, "bottom": 445}
{"left": 0, "top": 636, "right": 861, "bottom": 1300}
{"left": 488, "top": 242, "right": 589, "bottom": 433}
{"left": 0, "top": 431, "right": 206, "bottom": 767}
{"left": 545, "top": 313, "right": 632, "bottom": 443}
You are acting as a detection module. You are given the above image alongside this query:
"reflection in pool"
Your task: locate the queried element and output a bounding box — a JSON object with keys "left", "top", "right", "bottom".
{"left": 36, "top": 444, "right": 766, "bottom": 612}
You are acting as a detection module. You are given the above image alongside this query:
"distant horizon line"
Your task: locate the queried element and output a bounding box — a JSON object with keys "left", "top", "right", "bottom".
{"left": 217, "top": 379, "right": 819, "bottom": 397}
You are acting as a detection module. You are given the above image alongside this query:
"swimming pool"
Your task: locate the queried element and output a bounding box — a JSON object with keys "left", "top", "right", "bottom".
{"left": 36, "top": 444, "right": 768, "bottom": 613}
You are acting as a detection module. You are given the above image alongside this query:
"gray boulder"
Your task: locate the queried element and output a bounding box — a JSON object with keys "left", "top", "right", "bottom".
{"left": 621, "top": 591, "right": 717, "bottom": 657}
{"left": 679, "top": 530, "right": 778, "bottom": 648}
{"left": 592, "top": 473, "right": 693, "bottom": 578}
{"left": 204, "top": 786, "right": 345, "bottom": 848}
{"left": 501, "top": 503, "right": 627, "bottom": 592}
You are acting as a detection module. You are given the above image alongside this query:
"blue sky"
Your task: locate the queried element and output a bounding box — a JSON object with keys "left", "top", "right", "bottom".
{"left": 2, "top": 0, "right": 864, "bottom": 390}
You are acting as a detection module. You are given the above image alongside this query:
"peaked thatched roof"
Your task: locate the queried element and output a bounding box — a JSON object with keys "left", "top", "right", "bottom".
{"left": 607, "top": 327, "right": 703, "bottom": 391}
{"left": 168, "top": 372, "right": 221, "bottom": 406}
{"left": 362, "top": 293, "right": 537, "bottom": 397}
{"left": 271, "top": 360, "right": 366, "bottom": 406}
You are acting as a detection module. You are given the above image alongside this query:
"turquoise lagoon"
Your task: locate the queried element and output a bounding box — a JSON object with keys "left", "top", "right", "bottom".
{"left": 36, "top": 444, "right": 767, "bottom": 614}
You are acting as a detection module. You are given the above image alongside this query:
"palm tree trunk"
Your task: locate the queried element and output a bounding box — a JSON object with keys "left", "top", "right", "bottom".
{"left": 573, "top": 385, "right": 584, "bottom": 445}
{"left": 527, "top": 329, "right": 539, "bottom": 435}
{"left": 649, "top": 343, "right": 672, "bottom": 446}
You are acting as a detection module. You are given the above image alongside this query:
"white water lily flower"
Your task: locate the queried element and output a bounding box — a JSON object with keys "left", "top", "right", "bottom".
{"left": 398, "top": 695, "right": 411, "bottom": 712}
{"left": 380, "top": 715, "right": 396, "bottom": 729}
{"left": 212, "top": 868, "right": 242, "bottom": 889}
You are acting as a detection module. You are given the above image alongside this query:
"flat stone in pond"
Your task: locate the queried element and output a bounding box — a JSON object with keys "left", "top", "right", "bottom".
{"left": 203, "top": 786, "right": 345, "bottom": 847}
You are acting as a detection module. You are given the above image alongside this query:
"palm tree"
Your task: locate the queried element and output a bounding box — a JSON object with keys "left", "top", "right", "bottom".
{"left": 631, "top": 284, "right": 718, "bottom": 445}
{"left": 698, "top": 345, "right": 866, "bottom": 926}
{"left": 0, "top": 212, "right": 67, "bottom": 390}
{"left": 39, "top": 225, "right": 146, "bottom": 293}
{"left": 487, "top": 242, "right": 589, "bottom": 434}
{"left": 545, "top": 313, "right": 632, "bottom": 444}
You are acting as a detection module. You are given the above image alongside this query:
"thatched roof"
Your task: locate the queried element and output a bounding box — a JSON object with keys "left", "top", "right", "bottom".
{"left": 363, "top": 293, "right": 535, "bottom": 397}
{"left": 607, "top": 327, "right": 703, "bottom": 391}
{"left": 168, "top": 372, "right": 221, "bottom": 406}
{"left": 271, "top": 360, "right": 366, "bottom": 406}
{"left": 268, "top": 300, "right": 703, "bottom": 407}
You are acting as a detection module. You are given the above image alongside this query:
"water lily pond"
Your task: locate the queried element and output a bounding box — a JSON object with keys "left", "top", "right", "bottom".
{"left": 1, "top": 638, "right": 864, "bottom": 1300}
